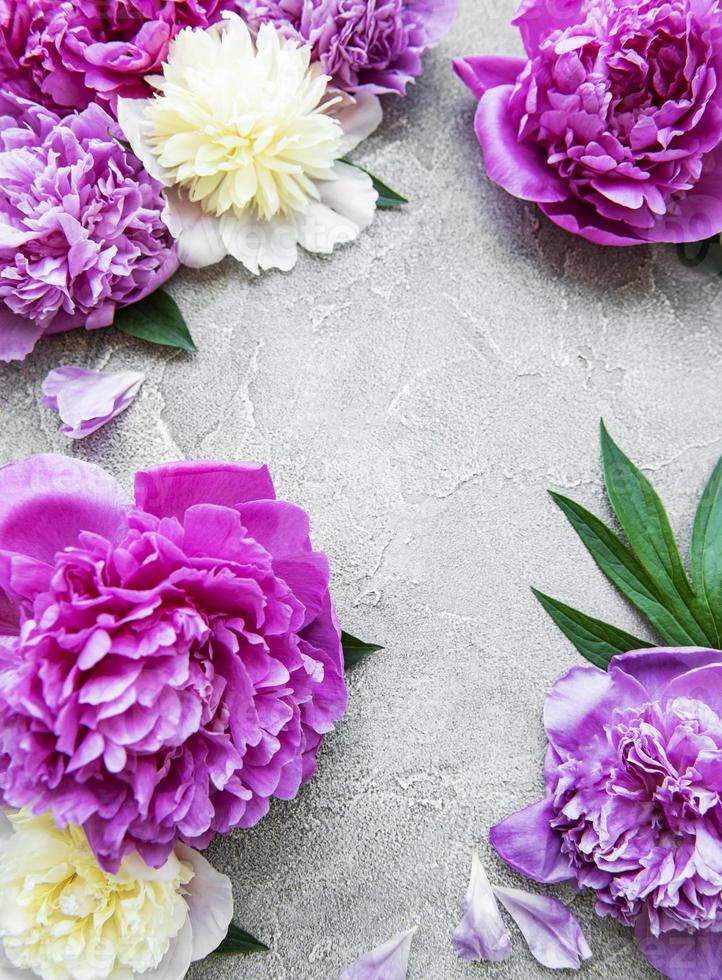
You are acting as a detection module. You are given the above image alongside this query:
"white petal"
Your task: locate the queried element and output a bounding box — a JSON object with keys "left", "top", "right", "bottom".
{"left": 219, "top": 211, "right": 299, "bottom": 274}
{"left": 451, "top": 853, "right": 513, "bottom": 962}
{"left": 176, "top": 844, "right": 233, "bottom": 962}
{"left": 0, "top": 811, "right": 15, "bottom": 843}
{"left": 0, "top": 943, "right": 33, "bottom": 979}
{"left": 135, "top": 919, "right": 193, "bottom": 980}
{"left": 319, "top": 162, "right": 377, "bottom": 229}
{"left": 339, "top": 927, "right": 417, "bottom": 980}
{"left": 116, "top": 98, "right": 169, "bottom": 185}
{"left": 333, "top": 93, "right": 383, "bottom": 155}
{"left": 163, "top": 188, "right": 227, "bottom": 269}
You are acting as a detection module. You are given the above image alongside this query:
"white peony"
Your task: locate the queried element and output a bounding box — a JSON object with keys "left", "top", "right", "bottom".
{"left": 0, "top": 810, "right": 233, "bottom": 980}
{"left": 118, "top": 13, "right": 382, "bottom": 274}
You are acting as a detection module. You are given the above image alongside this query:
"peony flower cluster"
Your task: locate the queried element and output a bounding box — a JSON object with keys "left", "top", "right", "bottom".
{"left": 0, "top": 97, "right": 178, "bottom": 362}
{"left": 240, "top": 0, "right": 458, "bottom": 95}
{"left": 0, "top": 455, "right": 347, "bottom": 871}
{"left": 0, "top": 808, "right": 232, "bottom": 980}
{"left": 492, "top": 648, "right": 722, "bottom": 979}
{"left": 455, "top": 0, "right": 722, "bottom": 245}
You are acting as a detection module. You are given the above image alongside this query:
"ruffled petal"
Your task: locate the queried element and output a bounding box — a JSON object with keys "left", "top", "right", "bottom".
{"left": 42, "top": 366, "right": 144, "bottom": 440}
{"left": 339, "top": 927, "right": 417, "bottom": 980}
{"left": 453, "top": 56, "right": 525, "bottom": 101}
{"left": 176, "top": 844, "right": 234, "bottom": 962}
{"left": 493, "top": 886, "right": 592, "bottom": 970}
{"left": 0, "top": 454, "right": 130, "bottom": 565}
{"left": 135, "top": 461, "right": 276, "bottom": 520}
{"left": 451, "top": 852, "right": 513, "bottom": 962}
{"left": 490, "top": 798, "right": 573, "bottom": 884}
{"left": 334, "top": 93, "right": 383, "bottom": 155}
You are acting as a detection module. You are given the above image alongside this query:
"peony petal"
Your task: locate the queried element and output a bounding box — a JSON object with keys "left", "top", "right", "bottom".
{"left": 339, "top": 927, "right": 417, "bottom": 980}
{"left": 298, "top": 162, "right": 376, "bottom": 255}
{"left": 42, "top": 366, "right": 144, "bottom": 439}
{"left": 612, "top": 647, "right": 722, "bottom": 700}
{"left": 176, "top": 844, "right": 234, "bottom": 961}
{"left": 493, "top": 886, "right": 592, "bottom": 970}
{"left": 219, "top": 210, "right": 299, "bottom": 274}
{"left": 0, "top": 304, "right": 45, "bottom": 363}
{"left": 162, "top": 187, "right": 227, "bottom": 269}
{"left": 137, "top": 917, "right": 194, "bottom": 980}
{"left": 0, "top": 454, "right": 129, "bottom": 565}
{"left": 334, "top": 93, "right": 383, "bottom": 155}
{"left": 543, "top": 663, "right": 616, "bottom": 755}
{"left": 453, "top": 55, "right": 525, "bottom": 101}
{"left": 451, "top": 852, "right": 513, "bottom": 962}
{"left": 635, "top": 914, "right": 722, "bottom": 979}
{"left": 490, "top": 798, "right": 573, "bottom": 884}
{"left": 135, "top": 461, "right": 276, "bottom": 520}
{"left": 474, "top": 86, "right": 568, "bottom": 204}
{"left": 116, "top": 97, "right": 170, "bottom": 185}
{"left": 236, "top": 500, "right": 312, "bottom": 558}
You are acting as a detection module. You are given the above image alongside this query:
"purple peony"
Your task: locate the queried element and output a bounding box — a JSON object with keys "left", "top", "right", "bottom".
{"left": 454, "top": 0, "right": 722, "bottom": 245}
{"left": 240, "top": 0, "right": 457, "bottom": 95}
{"left": 0, "top": 0, "right": 237, "bottom": 114}
{"left": 0, "top": 455, "right": 347, "bottom": 871}
{"left": 0, "top": 98, "right": 177, "bottom": 362}
{"left": 491, "top": 648, "right": 722, "bottom": 979}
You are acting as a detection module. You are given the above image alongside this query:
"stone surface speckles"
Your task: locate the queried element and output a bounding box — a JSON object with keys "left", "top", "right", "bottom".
{"left": 2, "top": 1, "right": 722, "bottom": 976}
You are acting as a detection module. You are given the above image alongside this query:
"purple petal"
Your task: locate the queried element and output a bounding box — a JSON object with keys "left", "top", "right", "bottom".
{"left": 611, "top": 647, "right": 722, "bottom": 700}
{"left": 636, "top": 915, "right": 722, "bottom": 979}
{"left": 453, "top": 56, "right": 525, "bottom": 101}
{"left": 42, "top": 366, "right": 144, "bottom": 440}
{"left": 490, "top": 798, "right": 573, "bottom": 884}
{"left": 0, "top": 454, "right": 129, "bottom": 565}
{"left": 134, "top": 462, "right": 276, "bottom": 520}
{"left": 543, "top": 664, "right": 617, "bottom": 755}
{"left": 0, "top": 304, "right": 45, "bottom": 362}
{"left": 493, "top": 886, "right": 592, "bottom": 970}
{"left": 339, "top": 927, "right": 417, "bottom": 980}
{"left": 451, "top": 852, "right": 512, "bottom": 962}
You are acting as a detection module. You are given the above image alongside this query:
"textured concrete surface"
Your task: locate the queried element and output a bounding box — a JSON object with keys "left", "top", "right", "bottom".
{"left": 3, "top": 0, "right": 722, "bottom": 977}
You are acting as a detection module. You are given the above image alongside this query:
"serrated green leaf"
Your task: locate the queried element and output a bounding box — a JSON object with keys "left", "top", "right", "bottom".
{"left": 115, "top": 290, "right": 197, "bottom": 353}
{"left": 214, "top": 923, "right": 269, "bottom": 956}
{"left": 549, "top": 491, "right": 699, "bottom": 646}
{"left": 532, "top": 588, "right": 652, "bottom": 670}
{"left": 341, "top": 630, "right": 384, "bottom": 668}
{"left": 339, "top": 158, "right": 407, "bottom": 209}
{"left": 600, "top": 421, "right": 715, "bottom": 646}
{"left": 691, "top": 456, "right": 722, "bottom": 646}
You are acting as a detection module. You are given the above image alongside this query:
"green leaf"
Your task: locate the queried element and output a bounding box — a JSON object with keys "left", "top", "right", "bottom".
{"left": 341, "top": 630, "right": 384, "bottom": 668}
{"left": 115, "top": 290, "right": 197, "bottom": 353}
{"left": 214, "top": 923, "right": 269, "bottom": 956}
{"left": 549, "top": 491, "right": 700, "bottom": 646}
{"left": 599, "top": 421, "right": 715, "bottom": 646}
{"left": 339, "top": 158, "right": 407, "bottom": 209}
{"left": 691, "top": 456, "right": 722, "bottom": 646}
{"left": 532, "top": 588, "right": 652, "bottom": 670}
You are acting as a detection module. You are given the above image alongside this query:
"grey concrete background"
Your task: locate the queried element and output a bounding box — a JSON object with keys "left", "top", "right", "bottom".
{"left": 2, "top": 0, "right": 722, "bottom": 976}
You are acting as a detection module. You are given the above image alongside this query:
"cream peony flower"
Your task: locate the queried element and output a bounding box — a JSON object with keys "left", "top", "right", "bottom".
{"left": 0, "top": 810, "right": 233, "bottom": 980}
{"left": 118, "top": 13, "right": 382, "bottom": 274}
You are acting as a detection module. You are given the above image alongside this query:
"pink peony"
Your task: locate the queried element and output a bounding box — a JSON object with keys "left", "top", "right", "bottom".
{"left": 0, "top": 456, "right": 347, "bottom": 871}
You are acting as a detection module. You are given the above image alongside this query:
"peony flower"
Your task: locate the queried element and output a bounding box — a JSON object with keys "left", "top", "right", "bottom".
{"left": 0, "top": 454, "right": 348, "bottom": 871}
{"left": 239, "top": 0, "right": 458, "bottom": 95}
{"left": 42, "top": 366, "right": 145, "bottom": 439}
{"left": 118, "top": 14, "right": 383, "bottom": 273}
{"left": 0, "top": 0, "right": 238, "bottom": 115}
{"left": 491, "top": 648, "right": 722, "bottom": 979}
{"left": 0, "top": 98, "right": 178, "bottom": 362}
{"left": 454, "top": 0, "right": 722, "bottom": 245}
{"left": 0, "top": 808, "right": 232, "bottom": 980}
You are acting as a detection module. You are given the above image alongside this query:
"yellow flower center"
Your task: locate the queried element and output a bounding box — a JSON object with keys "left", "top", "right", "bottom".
{"left": 144, "top": 15, "right": 343, "bottom": 221}
{"left": 0, "top": 811, "right": 193, "bottom": 980}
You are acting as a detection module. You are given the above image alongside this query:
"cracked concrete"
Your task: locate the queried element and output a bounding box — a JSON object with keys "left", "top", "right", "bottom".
{"left": 2, "top": 0, "right": 722, "bottom": 976}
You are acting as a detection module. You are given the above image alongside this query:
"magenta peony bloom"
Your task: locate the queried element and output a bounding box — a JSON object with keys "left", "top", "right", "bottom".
{"left": 0, "top": 455, "right": 347, "bottom": 871}
{"left": 454, "top": 0, "right": 722, "bottom": 245}
{"left": 239, "top": 0, "right": 457, "bottom": 95}
{"left": 491, "top": 648, "right": 722, "bottom": 979}
{"left": 0, "top": 98, "right": 177, "bottom": 362}
{"left": 0, "top": 0, "right": 237, "bottom": 114}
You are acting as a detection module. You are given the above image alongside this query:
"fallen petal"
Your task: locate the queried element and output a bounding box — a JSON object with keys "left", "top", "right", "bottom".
{"left": 42, "top": 366, "right": 145, "bottom": 439}
{"left": 493, "top": 886, "right": 591, "bottom": 970}
{"left": 451, "top": 852, "right": 513, "bottom": 961}
{"left": 339, "top": 927, "right": 417, "bottom": 980}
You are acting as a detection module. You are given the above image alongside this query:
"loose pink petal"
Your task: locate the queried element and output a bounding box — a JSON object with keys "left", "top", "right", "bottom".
{"left": 493, "top": 886, "right": 591, "bottom": 970}
{"left": 42, "top": 366, "right": 144, "bottom": 439}
{"left": 452, "top": 853, "right": 512, "bottom": 961}
{"left": 339, "top": 927, "right": 417, "bottom": 980}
